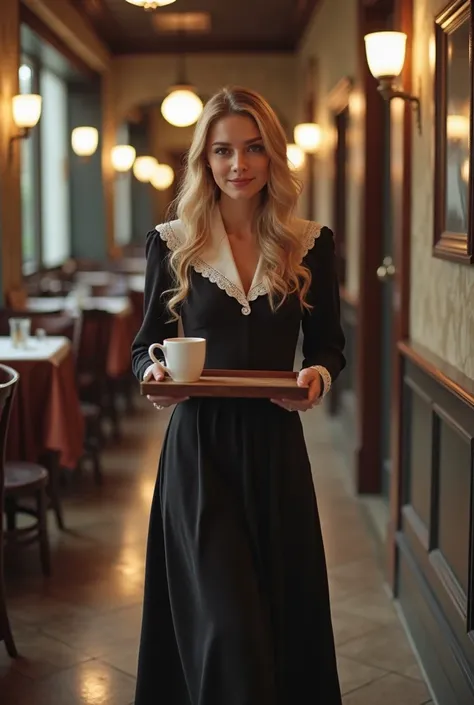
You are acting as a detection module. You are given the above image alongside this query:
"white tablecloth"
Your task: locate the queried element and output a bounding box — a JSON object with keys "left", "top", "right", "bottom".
{"left": 128, "top": 275, "right": 145, "bottom": 292}
{"left": 0, "top": 336, "right": 70, "bottom": 367}
{"left": 75, "top": 271, "right": 117, "bottom": 286}
{"left": 27, "top": 296, "right": 131, "bottom": 317}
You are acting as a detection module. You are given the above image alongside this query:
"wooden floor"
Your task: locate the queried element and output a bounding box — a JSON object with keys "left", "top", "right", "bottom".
{"left": 1, "top": 393, "right": 433, "bottom": 704}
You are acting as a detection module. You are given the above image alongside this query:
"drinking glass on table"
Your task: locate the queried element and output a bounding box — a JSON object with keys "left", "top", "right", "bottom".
{"left": 36, "top": 327, "right": 46, "bottom": 343}
{"left": 8, "top": 317, "right": 31, "bottom": 348}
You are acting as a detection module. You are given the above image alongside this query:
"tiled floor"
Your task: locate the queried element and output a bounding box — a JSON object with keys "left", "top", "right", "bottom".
{"left": 1, "top": 394, "right": 433, "bottom": 704}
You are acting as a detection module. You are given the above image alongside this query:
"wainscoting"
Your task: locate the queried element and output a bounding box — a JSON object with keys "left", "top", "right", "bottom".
{"left": 397, "top": 341, "right": 474, "bottom": 705}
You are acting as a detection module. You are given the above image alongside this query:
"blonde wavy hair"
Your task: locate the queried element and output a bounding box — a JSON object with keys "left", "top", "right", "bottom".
{"left": 166, "top": 85, "right": 312, "bottom": 320}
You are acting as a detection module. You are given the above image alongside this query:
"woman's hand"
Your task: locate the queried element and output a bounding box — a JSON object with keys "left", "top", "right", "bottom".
{"left": 271, "top": 367, "right": 322, "bottom": 413}
{"left": 144, "top": 363, "right": 189, "bottom": 410}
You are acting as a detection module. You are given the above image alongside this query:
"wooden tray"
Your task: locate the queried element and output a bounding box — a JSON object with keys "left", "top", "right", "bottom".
{"left": 140, "top": 369, "right": 308, "bottom": 400}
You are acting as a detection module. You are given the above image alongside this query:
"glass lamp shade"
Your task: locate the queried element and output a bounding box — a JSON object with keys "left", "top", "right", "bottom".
{"left": 286, "top": 143, "right": 306, "bottom": 171}
{"left": 294, "top": 123, "right": 322, "bottom": 153}
{"left": 447, "top": 115, "right": 469, "bottom": 141}
{"left": 161, "top": 86, "right": 203, "bottom": 127}
{"left": 125, "top": 0, "right": 176, "bottom": 7}
{"left": 12, "top": 94, "right": 42, "bottom": 129}
{"left": 111, "top": 145, "right": 136, "bottom": 172}
{"left": 364, "top": 31, "right": 407, "bottom": 79}
{"left": 71, "top": 127, "right": 99, "bottom": 157}
{"left": 133, "top": 156, "right": 158, "bottom": 182}
{"left": 151, "top": 163, "right": 175, "bottom": 190}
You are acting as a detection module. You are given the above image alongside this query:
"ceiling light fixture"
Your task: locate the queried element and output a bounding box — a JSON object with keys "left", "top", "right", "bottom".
{"left": 125, "top": 0, "right": 176, "bottom": 10}
{"left": 161, "top": 54, "right": 203, "bottom": 127}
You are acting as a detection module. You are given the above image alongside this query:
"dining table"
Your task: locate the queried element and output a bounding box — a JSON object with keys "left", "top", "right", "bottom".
{"left": 26, "top": 296, "right": 134, "bottom": 378}
{"left": 0, "top": 336, "right": 84, "bottom": 469}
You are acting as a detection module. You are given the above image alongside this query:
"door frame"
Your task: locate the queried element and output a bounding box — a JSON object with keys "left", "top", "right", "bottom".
{"left": 303, "top": 56, "right": 318, "bottom": 221}
{"left": 355, "top": 0, "right": 389, "bottom": 494}
{"left": 328, "top": 77, "right": 354, "bottom": 416}
{"left": 356, "top": 0, "right": 412, "bottom": 590}
{"left": 386, "top": 0, "right": 413, "bottom": 592}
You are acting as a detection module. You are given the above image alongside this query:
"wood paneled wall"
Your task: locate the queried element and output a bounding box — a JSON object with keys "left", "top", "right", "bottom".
{"left": 397, "top": 342, "right": 474, "bottom": 705}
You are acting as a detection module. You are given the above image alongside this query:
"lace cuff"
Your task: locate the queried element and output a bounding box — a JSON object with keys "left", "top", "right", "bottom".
{"left": 310, "top": 365, "right": 332, "bottom": 405}
{"left": 143, "top": 363, "right": 155, "bottom": 381}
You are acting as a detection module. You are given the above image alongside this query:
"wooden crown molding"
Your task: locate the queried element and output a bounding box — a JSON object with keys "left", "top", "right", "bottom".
{"left": 20, "top": 5, "right": 99, "bottom": 79}
{"left": 21, "top": 0, "right": 110, "bottom": 72}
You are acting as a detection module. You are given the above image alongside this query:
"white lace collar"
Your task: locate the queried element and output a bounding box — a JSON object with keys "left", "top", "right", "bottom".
{"left": 156, "top": 207, "right": 322, "bottom": 315}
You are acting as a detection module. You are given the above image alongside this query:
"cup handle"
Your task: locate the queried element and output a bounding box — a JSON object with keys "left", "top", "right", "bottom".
{"left": 148, "top": 343, "right": 169, "bottom": 376}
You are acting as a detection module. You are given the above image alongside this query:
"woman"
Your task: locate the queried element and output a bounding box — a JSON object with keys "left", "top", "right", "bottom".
{"left": 132, "top": 86, "right": 345, "bottom": 705}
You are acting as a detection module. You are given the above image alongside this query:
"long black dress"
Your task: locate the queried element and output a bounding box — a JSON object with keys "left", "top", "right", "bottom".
{"left": 131, "top": 210, "right": 346, "bottom": 705}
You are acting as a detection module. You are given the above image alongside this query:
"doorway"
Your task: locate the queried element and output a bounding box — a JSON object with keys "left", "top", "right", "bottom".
{"left": 355, "top": 0, "right": 413, "bottom": 587}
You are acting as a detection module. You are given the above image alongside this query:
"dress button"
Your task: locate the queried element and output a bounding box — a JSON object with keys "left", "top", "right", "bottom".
{"left": 241, "top": 306, "right": 251, "bottom": 316}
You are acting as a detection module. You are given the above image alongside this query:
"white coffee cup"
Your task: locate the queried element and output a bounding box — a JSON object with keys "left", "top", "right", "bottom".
{"left": 148, "top": 337, "right": 206, "bottom": 383}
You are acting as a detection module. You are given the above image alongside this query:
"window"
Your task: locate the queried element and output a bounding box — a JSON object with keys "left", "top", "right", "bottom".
{"left": 19, "top": 58, "right": 40, "bottom": 272}
{"left": 114, "top": 122, "right": 133, "bottom": 247}
{"left": 39, "top": 68, "right": 71, "bottom": 267}
{"left": 19, "top": 38, "right": 73, "bottom": 272}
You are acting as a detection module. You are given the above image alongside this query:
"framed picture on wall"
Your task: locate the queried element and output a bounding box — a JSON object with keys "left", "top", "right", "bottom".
{"left": 434, "top": 0, "right": 474, "bottom": 264}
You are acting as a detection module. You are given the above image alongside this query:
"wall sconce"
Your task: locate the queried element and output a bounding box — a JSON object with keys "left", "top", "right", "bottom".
{"left": 133, "top": 156, "right": 158, "bottom": 182}
{"left": 364, "top": 31, "right": 422, "bottom": 135}
{"left": 10, "top": 94, "right": 42, "bottom": 145}
{"left": 286, "top": 143, "right": 306, "bottom": 171}
{"left": 150, "top": 163, "right": 175, "bottom": 190}
{"left": 111, "top": 144, "right": 136, "bottom": 172}
{"left": 293, "top": 123, "right": 322, "bottom": 154}
{"left": 71, "top": 126, "right": 99, "bottom": 158}
{"left": 446, "top": 114, "right": 469, "bottom": 141}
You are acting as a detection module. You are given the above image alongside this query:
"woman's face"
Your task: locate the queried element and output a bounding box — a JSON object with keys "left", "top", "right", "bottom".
{"left": 206, "top": 114, "right": 270, "bottom": 201}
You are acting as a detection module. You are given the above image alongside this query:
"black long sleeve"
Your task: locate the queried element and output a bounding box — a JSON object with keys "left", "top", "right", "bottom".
{"left": 301, "top": 226, "right": 346, "bottom": 383}
{"left": 131, "top": 230, "right": 178, "bottom": 382}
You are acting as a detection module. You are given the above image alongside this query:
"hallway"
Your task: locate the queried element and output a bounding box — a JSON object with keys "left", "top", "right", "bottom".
{"left": 1, "top": 394, "right": 433, "bottom": 705}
